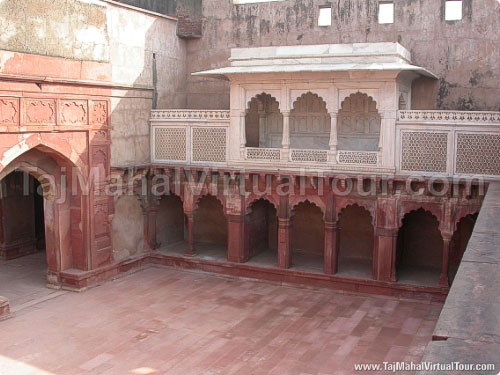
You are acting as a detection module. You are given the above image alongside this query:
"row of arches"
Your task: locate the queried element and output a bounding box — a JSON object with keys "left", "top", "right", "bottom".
{"left": 245, "top": 92, "right": 381, "bottom": 152}
{"left": 155, "top": 194, "right": 477, "bottom": 287}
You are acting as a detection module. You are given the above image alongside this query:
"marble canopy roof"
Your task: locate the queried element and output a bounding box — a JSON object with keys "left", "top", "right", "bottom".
{"left": 193, "top": 42, "right": 437, "bottom": 80}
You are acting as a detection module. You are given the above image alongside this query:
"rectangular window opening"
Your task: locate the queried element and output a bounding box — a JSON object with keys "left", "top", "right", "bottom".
{"left": 318, "top": 6, "right": 332, "bottom": 27}
{"left": 445, "top": 0, "right": 463, "bottom": 21}
{"left": 378, "top": 1, "right": 394, "bottom": 24}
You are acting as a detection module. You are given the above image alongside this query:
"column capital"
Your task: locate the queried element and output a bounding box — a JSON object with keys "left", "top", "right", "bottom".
{"left": 442, "top": 233, "right": 453, "bottom": 242}
{"left": 278, "top": 217, "right": 291, "bottom": 226}
{"left": 375, "top": 227, "right": 398, "bottom": 237}
{"left": 226, "top": 213, "right": 244, "bottom": 222}
{"left": 324, "top": 221, "right": 338, "bottom": 230}
{"left": 281, "top": 111, "right": 291, "bottom": 117}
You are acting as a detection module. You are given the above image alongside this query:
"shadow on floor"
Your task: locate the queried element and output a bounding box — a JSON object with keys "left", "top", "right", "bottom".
{"left": 0, "top": 252, "right": 58, "bottom": 308}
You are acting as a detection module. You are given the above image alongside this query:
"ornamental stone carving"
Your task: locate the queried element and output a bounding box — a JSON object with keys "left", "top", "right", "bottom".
{"left": 24, "top": 99, "right": 56, "bottom": 125}
{"left": 60, "top": 100, "right": 88, "bottom": 125}
{"left": 90, "top": 101, "right": 108, "bottom": 125}
{"left": 0, "top": 98, "right": 19, "bottom": 125}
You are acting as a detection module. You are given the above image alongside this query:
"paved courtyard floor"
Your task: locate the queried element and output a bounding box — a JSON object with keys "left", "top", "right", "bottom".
{"left": 0, "top": 252, "right": 64, "bottom": 311}
{"left": 0, "top": 266, "right": 442, "bottom": 375}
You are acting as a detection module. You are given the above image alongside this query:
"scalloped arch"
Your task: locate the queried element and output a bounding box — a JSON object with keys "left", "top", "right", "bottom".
{"left": 454, "top": 211, "right": 479, "bottom": 232}
{"left": 246, "top": 93, "right": 282, "bottom": 112}
{"left": 195, "top": 193, "right": 226, "bottom": 212}
{"left": 399, "top": 207, "right": 441, "bottom": 228}
{"left": 339, "top": 203, "right": 374, "bottom": 220}
{"left": 246, "top": 195, "right": 278, "bottom": 212}
{"left": 291, "top": 91, "right": 329, "bottom": 113}
{"left": 340, "top": 91, "right": 379, "bottom": 111}
{"left": 290, "top": 196, "right": 326, "bottom": 217}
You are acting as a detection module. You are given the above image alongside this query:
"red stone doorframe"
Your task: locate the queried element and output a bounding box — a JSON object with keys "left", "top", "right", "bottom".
{"left": 0, "top": 91, "right": 113, "bottom": 290}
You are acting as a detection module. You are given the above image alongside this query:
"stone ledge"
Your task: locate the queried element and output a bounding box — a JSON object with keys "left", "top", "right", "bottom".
{"left": 417, "top": 339, "right": 500, "bottom": 375}
{"left": 0, "top": 296, "right": 11, "bottom": 321}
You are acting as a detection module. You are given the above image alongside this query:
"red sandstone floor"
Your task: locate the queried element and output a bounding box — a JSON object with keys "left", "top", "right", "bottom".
{"left": 0, "top": 266, "right": 441, "bottom": 375}
{"left": 0, "top": 252, "right": 64, "bottom": 310}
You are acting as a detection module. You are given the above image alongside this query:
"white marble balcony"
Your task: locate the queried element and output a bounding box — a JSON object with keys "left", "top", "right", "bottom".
{"left": 151, "top": 109, "right": 500, "bottom": 179}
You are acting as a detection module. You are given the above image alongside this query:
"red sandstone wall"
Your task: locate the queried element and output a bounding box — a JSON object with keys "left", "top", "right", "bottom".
{"left": 186, "top": 0, "right": 500, "bottom": 111}
{"left": 112, "top": 196, "right": 145, "bottom": 261}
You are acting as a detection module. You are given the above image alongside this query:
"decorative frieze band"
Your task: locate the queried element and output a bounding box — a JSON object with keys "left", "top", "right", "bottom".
{"left": 0, "top": 97, "right": 108, "bottom": 127}
{"left": 398, "top": 110, "right": 500, "bottom": 124}
{"left": 151, "top": 110, "right": 231, "bottom": 121}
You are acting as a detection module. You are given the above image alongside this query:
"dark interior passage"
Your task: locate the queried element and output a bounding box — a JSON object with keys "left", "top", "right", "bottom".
{"left": 0, "top": 171, "right": 49, "bottom": 307}
{"left": 156, "top": 194, "right": 185, "bottom": 247}
{"left": 449, "top": 213, "right": 478, "bottom": 284}
{"left": 338, "top": 204, "right": 374, "bottom": 279}
{"left": 245, "top": 199, "right": 277, "bottom": 262}
{"left": 396, "top": 208, "right": 443, "bottom": 286}
{"left": 291, "top": 201, "right": 324, "bottom": 272}
{"left": 193, "top": 195, "right": 227, "bottom": 256}
{"left": 0, "top": 171, "right": 46, "bottom": 261}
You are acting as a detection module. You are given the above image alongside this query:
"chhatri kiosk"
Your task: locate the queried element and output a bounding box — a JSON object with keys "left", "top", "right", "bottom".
{"left": 192, "top": 42, "right": 436, "bottom": 173}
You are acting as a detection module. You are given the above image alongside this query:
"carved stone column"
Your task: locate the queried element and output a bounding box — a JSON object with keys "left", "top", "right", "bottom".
{"left": 281, "top": 111, "right": 290, "bottom": 161}
{"left": 277, "top": 218, "right": 292, "bottom": 269}
{"left": 185, "top": 212, "right": 196, "bottom": 257}
{"left": 328, "top": 112, "right": 338, "bottom": 163}
{"left": 141, "top": 205, "right": 152, "bottom": 252}
{"left": 149, "top": 205, "right": 159, "bottom": 250}
{"left": 227, "top": 214, "right": 246, "bottom": 263}
{"left": 439, "top": 235, "right": 451, "bottom": 288}
{"left": 373, "top": 227, "right": 398, "bottom": 282}
{"left": 240, "top": 111, "right": 247, "bottom": 159}
{"left": 374, "top": 197, "right": 398, "bottom": 282}
{"left": 258, "top": 111, "right": 267, "bottom": 147}
{"left": 324, "top": 221, "right": 340, "bottom": 274}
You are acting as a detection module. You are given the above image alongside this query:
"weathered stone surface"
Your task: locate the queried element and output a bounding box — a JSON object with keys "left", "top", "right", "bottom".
{"left": 186, "top": 0, "right": 500, "bottom": 111}
{"left": 419, "top": 339, "right": 500, "bottom": 375}
{"left": 462, "top": 232, "right": 500, "bottom": 265}
{"left": 0, "top": 0, "right": 109, "bottom": 62}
